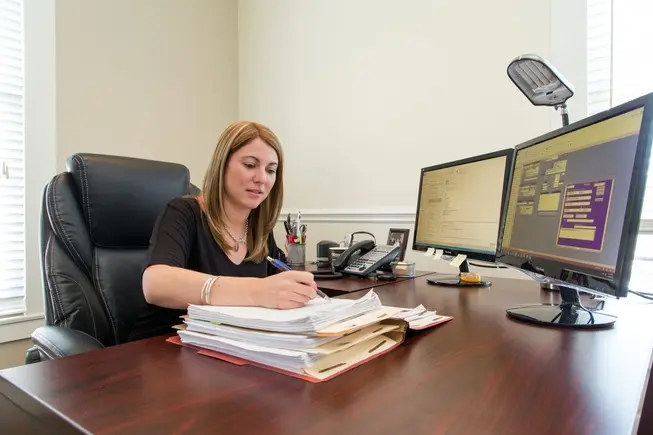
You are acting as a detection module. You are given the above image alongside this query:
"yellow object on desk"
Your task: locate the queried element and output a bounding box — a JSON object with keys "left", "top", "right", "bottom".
{"left": 460, "top": 272, "right": 481, "bottom": 284}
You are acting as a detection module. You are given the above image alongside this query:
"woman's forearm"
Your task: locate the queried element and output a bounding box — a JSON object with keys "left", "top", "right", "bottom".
{"left": 142, "top": 264, "right": 262, "bottom": 309}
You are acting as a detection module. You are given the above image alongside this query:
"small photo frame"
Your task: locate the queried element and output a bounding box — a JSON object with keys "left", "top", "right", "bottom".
{"left": 387, "top": 228, "right": 410, "bottom": 261}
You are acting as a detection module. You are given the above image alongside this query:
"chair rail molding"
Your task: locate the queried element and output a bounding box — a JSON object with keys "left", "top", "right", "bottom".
{"left": 277, "top": 210, "right": 653, "bottom": 232}
{"left": 278, "top": 208, "right": 416, "bottom": 223}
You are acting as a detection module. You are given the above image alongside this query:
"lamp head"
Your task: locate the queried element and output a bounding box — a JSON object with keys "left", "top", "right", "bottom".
{"left": 507, "top": 54, "right": 574, "bottom": 107}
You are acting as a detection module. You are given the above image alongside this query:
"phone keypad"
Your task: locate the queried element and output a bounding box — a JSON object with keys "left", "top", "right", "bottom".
{"left": 344, "top": 245, "right": 398, "bottom": 274}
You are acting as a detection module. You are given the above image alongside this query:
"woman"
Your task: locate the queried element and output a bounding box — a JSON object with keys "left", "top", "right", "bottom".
{"left": 142, "top": 121, "right": 317, "bottom": 310}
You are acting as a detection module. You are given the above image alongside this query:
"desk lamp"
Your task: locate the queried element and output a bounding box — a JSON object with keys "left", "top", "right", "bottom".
{"left": 507, "top": 54, "right": 575, "bottom": 293}
{"left": 507, "top": 54, "right": 575, "bottom": 127}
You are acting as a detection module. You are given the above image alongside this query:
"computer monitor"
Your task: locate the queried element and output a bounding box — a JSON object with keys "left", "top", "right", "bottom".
{"left": 498, "top": 92, "right": 653, "bottom": 328}
{"left": 412, "top": 149, "right": 515, "bottom": 286}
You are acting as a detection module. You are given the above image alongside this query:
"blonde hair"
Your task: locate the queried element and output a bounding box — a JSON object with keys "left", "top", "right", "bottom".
{"left": 199, "top": 121, "right": 284, "bottom": 263}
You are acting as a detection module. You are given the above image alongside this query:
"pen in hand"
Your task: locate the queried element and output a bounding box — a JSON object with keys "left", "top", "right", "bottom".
{"left": 266, "top": 256, "right": 330, "bottom": 301}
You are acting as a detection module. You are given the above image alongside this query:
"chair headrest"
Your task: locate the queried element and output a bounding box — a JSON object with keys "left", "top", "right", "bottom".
{"left": 66, "top": 153, "right": 192, "bottom": 248}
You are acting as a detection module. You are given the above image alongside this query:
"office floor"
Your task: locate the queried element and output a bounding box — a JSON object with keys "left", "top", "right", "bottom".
{"left": 0, "top": 339, "right": 30, "bottom": 370}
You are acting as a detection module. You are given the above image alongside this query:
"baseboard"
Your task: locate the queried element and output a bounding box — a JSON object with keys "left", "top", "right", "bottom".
{"left": 279, "top": 209, "right": 415, "bottom": 223}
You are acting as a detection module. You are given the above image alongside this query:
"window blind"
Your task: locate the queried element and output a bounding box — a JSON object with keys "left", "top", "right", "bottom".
{"left": 0, "top": 0, "right": 26, "bottom": 317}
{"left": 587, "top": 0, "right": 653, "bottom": 291}
{"left": 586, "top": 0, "right": 612, "bottom": 116}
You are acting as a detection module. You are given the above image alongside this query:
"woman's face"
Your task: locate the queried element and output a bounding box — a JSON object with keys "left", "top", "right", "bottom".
{"left": 224, "top": 137, "right": 279, "bottom": 211}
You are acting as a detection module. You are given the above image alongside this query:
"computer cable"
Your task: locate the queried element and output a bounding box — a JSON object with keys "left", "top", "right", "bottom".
{"left": 628, "top": 290, "right": 653, "bottom": 301}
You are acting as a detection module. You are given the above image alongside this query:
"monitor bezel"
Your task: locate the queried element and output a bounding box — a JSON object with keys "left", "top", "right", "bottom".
{"left": 496, "top": 92, "right": 653, "bottom": 298}
{"left": 412, "top": 148, "right": 515, "bottom": 263}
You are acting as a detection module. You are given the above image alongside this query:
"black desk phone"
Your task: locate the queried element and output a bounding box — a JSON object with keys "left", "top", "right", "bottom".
{"left": 332, "top": 232, "right": 401, "bottom": 277}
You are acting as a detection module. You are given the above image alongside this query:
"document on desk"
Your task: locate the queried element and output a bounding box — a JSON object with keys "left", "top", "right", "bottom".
{"left": 186, "top": 290, "right": 382, "bottom": 334}
{"left": 183, "top": 319, "right": 338, "bottom": 350}
{"left": 391, "top": 304, "right": 453, "bottom": 330}
{"left": 171, "top": 290, "right": 454, "bottom": 382}
{"left": 177, "top": 321, "right": 404, "bottom": 380}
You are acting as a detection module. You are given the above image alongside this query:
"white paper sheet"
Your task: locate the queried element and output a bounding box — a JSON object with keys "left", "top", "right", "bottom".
{"left": 187, "top": 289, "right": 382, "bottom": 334}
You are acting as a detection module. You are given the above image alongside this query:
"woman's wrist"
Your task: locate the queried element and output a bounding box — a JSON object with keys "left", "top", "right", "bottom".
{"left": 204, "top": 275, "right": 265, "bottom": 307}
{"left": 245, "top": 277, "right": 265, "bottom": 307}
{"left": 202, "top": 275, "right": 219, "bottom": 305}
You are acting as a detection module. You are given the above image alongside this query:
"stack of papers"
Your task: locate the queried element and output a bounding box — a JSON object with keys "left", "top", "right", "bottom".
{"left": 177, "top": 290, "right": 404, "bottom": 377}
{"left": 174, "top": 289, "right": 451, "bottom": 381}
{"left": 186, "top": 289, "right": 382, "bottom": 334}
{"left": 178, "top": 322, "right": 399, "bottom": 375}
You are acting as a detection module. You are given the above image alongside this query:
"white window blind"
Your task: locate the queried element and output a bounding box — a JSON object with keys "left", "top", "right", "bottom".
{"left": 587, "top": 0, "right": 653, "bottom": 292}
{"left": 587, "top": 0, "right": 612, "bottom": 116}
{"left": 0, "top": 0, "right": 26, "bottom": 317}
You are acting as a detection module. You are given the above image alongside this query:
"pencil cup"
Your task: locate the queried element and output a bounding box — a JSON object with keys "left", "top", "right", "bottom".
{"left": 287, "top": 243, "right": 306, "bottom": 266}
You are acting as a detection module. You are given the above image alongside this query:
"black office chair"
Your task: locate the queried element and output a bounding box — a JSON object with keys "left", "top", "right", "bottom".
{"left": 26, "top": 153, "right": 201, "bottom": 364}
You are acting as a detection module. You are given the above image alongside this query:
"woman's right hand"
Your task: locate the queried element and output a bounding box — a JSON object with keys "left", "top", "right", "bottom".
{"left": 254, "top": 271, "right": 318, "bottom": 309}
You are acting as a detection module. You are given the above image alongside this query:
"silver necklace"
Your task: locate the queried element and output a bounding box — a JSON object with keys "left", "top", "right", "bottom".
{"left": 224, "top": 219, "right": 248, "bottom": 252}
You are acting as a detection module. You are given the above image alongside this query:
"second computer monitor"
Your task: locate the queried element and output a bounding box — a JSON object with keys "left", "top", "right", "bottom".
{"left": 497, "top": 93, "right": 653, "bottom": 328}
{"left": 499, "top": 97, "right": 652, "bottom": 299}
{"left": 412, "top": 149, "right": 515, "bottom": 266}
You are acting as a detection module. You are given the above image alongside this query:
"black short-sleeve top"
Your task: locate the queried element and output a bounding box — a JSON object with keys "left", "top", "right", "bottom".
{"left": 144, "top": 196, "right": 286, "bottom": 277}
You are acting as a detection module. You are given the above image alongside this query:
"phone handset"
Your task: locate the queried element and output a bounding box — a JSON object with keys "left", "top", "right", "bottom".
{"left": 343, "top": 231, "right": 376, "bottom": 247}
{"left": 341, "top": 244, "right": 401, "bottom": 277}
{"left": 333, "top": 234, "right": 402, "bottom": 277}
{"left": 332, "top": 239, "right": 376, "bottom": 271}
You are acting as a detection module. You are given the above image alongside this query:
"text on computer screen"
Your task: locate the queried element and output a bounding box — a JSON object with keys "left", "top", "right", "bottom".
{"left": 501, "top": 107, "right": 645, "bottom": 275}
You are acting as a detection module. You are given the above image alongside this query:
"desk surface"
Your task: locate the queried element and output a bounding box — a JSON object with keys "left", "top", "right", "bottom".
{"left": 2, "top": 277, "right": 653, "bottom": 435}
{"left": 314, "top": 268, "right": 433, "bottom": 295}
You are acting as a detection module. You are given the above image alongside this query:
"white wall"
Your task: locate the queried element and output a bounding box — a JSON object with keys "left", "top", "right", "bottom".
{"left": 3, "top": 0, "right": 590, "bottom": 352}
{"left": 550, "top": 0, "right": 588, "bottom": 126}
{"left": 239, "top": 0, "right": 554, "bottom": 213}
{"left": 55, "top": 0, "right": 239, "bottom": 185}
{"left": 240, "top": 0, "right": 565, "bottom": 279}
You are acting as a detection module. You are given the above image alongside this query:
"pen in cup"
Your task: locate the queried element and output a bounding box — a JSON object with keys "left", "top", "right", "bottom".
{"left": 266, "top": 256, "right": 330, "bottom": 301}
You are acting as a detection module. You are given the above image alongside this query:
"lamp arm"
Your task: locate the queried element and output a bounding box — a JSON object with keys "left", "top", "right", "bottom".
{"left": 556, "top": 103, "right": 570, "bottom": 127}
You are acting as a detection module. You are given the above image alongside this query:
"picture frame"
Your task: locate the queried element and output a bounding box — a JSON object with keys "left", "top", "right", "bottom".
{"left": 387, "top": 228, "right": 410, "bottom": 262}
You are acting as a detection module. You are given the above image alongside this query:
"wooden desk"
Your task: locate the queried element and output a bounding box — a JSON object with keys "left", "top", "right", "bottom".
{"left": 298, "top": 263, "right": 434, "bottom": 296}
{"left": 315, "top": 269, "right": 434, "bottom": 295}
{"left": 2, "top": 277, "right": 653, "bottom": 435}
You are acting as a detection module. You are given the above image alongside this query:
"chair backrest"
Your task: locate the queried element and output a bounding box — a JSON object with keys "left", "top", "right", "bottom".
{"left": 40, "top": 153, "right": 199, "bottom": 347}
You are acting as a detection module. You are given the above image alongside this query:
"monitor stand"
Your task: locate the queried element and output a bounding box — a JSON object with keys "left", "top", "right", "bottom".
{"left": 427, "top": 259, "right": 491, "bottom": 287}
{"left": 506, "top": 284, "right": 616, "bottom": 328}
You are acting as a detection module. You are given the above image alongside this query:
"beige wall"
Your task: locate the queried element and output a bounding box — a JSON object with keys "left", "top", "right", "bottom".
{"left": 1, "top": 0, "right": 239, "bottom": 367}
{"left": 239, "top": 0, "right": 553, "bottom": 212}
{"left": 240, "top": 0, "right": 560, "bottom": 280}
{"left": 2, "top": 0, "right": 589, "bottom": 365}
{"left": 55, "top": 0, "right": 239, "bottom": 185}
{"left": 0, "top": 339, "right": 30, "bottom": 370}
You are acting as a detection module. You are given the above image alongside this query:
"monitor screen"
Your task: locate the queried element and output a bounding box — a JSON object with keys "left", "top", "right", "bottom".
{"left": 413, "top": 149, "right": 514, "bottom": 262}
{"left": 499, "top": 101, "right": 652, "bottom": 298}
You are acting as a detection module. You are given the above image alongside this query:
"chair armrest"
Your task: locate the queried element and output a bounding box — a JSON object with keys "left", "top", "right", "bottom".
{"left": 30, "top": 326, "right": 104, "bottom": 360}
{"left": 24, "top": 346, "right": 42, "bottom": 364}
